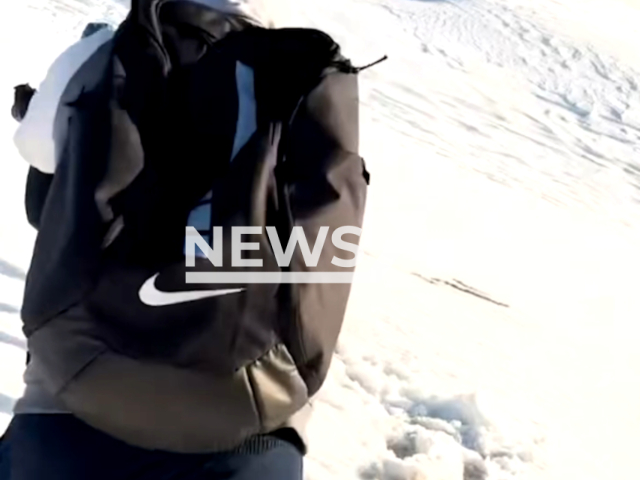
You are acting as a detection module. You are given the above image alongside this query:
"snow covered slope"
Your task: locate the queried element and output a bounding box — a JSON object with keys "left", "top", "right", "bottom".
{"left": 1, "top": 1, "right": 639, "bottom": 479}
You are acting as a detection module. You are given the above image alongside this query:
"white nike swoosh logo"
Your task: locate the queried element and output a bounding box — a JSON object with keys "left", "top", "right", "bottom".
{"left": 139, "top": 274, "right": 245, "bottom": 307}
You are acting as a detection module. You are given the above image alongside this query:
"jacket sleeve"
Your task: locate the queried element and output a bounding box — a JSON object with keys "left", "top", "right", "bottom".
{"left": 280, "top": 69, "right": 369, "bottom": 396}
{"left": 11, "top": 84, "right": 55, "bottom": 230}
{"left": 10, "top": 84, "right": 54, "bottom": 230}
{"left": 25, "top": 167, "right": 54, "bottom": 230}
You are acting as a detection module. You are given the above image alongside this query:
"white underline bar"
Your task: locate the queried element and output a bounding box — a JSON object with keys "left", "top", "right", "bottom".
{"left": 186, "top": 272, "right": 355, "bottom": 284}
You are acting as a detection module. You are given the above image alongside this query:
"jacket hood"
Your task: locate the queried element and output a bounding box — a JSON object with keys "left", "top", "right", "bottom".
{"left": 178, "top": 0, "right": 293, "bottom": 28}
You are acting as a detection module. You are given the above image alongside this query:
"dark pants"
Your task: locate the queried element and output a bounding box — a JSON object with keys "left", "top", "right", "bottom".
{"left": 0, "top": 415, "right": 303, "bottom": 480}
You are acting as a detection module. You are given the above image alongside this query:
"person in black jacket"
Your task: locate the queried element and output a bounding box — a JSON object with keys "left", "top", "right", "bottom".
{"left": 1, "top": 2, "right": 370, "bottom": 479}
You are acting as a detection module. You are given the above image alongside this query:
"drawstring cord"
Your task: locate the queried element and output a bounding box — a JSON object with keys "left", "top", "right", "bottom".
{"left": 336, "top": 55, "right": 389, "bottom": 74}
{"left": 353, "top": 55, "right": 389, "bottom": 73}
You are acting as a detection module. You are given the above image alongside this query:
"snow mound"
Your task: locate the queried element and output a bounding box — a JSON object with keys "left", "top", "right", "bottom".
{"left": 328, "top": 350, "right": 545, "bottom": 480}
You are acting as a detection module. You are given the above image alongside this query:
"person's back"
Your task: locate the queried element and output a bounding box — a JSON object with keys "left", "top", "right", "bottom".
{"left": 0, "top": 1, "right": 370, "bottom": 479}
